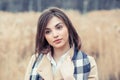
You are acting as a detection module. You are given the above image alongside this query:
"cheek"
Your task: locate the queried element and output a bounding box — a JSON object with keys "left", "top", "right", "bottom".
{"left": 64, "top": 28, "right": 69, "bottom": 36}
{"left": 45, "top": 35, "right": 52, "bottom": 43}
{"left": 45, "top": 35, "right": 49, "bottom": 41}
{"left": 61, "top": 29, "right": 69, "bottom": 40}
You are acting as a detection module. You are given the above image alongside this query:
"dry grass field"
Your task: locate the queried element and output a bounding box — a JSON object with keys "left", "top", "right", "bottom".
{"left": 0, "top": 9, "right": 120, "bottom": 80}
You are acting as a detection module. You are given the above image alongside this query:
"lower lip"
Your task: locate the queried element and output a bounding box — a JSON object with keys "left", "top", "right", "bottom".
{"left": 54, "top": 39, "right": 62, "bottom": 44}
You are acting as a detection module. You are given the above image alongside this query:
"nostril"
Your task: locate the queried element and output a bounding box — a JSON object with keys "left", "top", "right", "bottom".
{"left": 53, "top": 35, "right": 58, "bottom": 38}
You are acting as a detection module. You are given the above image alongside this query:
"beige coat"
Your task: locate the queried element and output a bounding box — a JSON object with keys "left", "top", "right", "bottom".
{"left": 24, "top": 52, "right": 98, "bottom": 80}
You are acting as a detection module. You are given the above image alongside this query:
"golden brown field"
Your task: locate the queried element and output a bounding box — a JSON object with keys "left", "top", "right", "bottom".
{"left": 0, "top": 9, "right": 120, "bottom": 80}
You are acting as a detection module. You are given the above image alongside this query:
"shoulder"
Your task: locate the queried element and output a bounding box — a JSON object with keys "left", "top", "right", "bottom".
{"left": 31, "top": 54, "right": 36, "bottom": 59}
{"left": 74, "top": 50, "right": 97, "bottom": 69}
{"left": 30, "top": 54, "right": 37, "bottom": 62}
{"left": 29, "top": 53, "right": 44, "bottom": 64}
{"left": 87, "top": 56, "right": 97, "bottom": 68}
{"left": 87, "top": 55, "right": 98, "bottom": 80}
{"left": 31, "top": 53, "right": 45, "bottom": 61}
{"left": 29, "top": 54, "right": 36, "bottom": 63}
{"left": 77, "top": 50, "right": 97, "bottom": 70}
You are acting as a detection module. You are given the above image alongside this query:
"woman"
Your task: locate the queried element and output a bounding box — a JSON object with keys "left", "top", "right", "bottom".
{"left": 24, "top": 7, "right": 98, "bottom": 80}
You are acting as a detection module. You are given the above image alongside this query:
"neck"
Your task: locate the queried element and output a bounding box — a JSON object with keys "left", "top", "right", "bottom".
{"left": 53, "top": 44, "right": 70, "bottom": 62}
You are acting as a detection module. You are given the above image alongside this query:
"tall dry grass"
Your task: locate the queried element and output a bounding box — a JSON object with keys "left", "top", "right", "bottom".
{"left": 0, "top": 9, "right": 120, "bottom": 80}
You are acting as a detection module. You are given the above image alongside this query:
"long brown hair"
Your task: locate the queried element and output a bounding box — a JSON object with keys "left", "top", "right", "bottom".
{"left": 35, "top": 7, "right": 81, "bottom": 55}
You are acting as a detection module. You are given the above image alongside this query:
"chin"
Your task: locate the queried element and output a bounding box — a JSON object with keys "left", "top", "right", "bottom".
{"left": 53, "top": 43, "right": 65, "bottom": 49}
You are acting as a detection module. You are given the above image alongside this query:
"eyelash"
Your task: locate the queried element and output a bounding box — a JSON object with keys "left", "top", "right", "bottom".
{"left": 56, "top": 25, "right": 63, "bottom": 30}
{"left": 45, "top": 30, "right": 51, "bottom": 34}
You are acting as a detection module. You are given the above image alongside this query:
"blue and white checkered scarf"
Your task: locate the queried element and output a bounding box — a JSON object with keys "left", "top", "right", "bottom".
{"left": 30, "top": 48, "right": 90, "bottom": 80}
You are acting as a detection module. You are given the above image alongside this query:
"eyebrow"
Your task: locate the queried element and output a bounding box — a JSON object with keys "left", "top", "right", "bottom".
{"left": 45, "top": 22, "right": 62, "bottom": 30}
{"left": 55, "top": 22, "right": 62, "bottom": 27}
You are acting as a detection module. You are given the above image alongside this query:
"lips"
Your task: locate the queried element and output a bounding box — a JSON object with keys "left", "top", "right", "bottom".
{"left": 53, "top": 39, "right": 62, "bottom": 44}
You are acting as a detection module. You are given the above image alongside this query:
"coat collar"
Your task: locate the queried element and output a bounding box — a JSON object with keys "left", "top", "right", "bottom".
{"left": 36, "top": 55, "right": 53, "bottom": 80}
{"left": 36, "top": 46, "right": 74, "bottom": 80}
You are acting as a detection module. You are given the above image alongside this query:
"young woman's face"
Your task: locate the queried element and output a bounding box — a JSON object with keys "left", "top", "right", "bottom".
{"left": 45, "top": 16, "right": 69, "bottom": 49}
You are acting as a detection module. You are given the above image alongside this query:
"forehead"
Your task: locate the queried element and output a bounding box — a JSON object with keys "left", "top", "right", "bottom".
{"left": 46, "top": 16, "right": 64, "bottom": 28}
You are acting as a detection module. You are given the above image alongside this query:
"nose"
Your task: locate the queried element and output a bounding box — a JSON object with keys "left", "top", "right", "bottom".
{"left": 52, "top": 30, "right": 59, "bottom": 38}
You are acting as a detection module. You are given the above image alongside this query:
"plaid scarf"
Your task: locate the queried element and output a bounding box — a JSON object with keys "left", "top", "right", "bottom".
{"left": 30, "top": 54, "right": 43, "bottom": 80}
{"left": 72, "top": 48, "right": 91, "bottom": 80}
{"left": 30, "top": 48, "right": 90, "bottom": 80}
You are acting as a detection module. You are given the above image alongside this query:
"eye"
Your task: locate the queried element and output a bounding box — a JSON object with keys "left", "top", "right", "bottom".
{"left": 56, "top": 25, "right": 63, "bottom": 30}
{"left": 45, "top": 30, "right": 51, "bottom": 34}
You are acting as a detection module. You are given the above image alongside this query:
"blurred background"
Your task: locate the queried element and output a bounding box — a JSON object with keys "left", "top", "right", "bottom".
{"left": 0, "top": 0, "right": 120, "bottom": 13}
{"left": 0, "top": 0, "right": 120, "bottom": 80}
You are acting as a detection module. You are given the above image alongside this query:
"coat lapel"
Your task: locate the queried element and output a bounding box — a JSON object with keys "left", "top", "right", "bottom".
{"left": 36, "top": 46, "right": 74, "bottom": 80}
{"left": 53, "top": 69, "right": 63, "bottom": 80}
{"left": 37, "top": 55, "right": 53, "bottom": 80}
